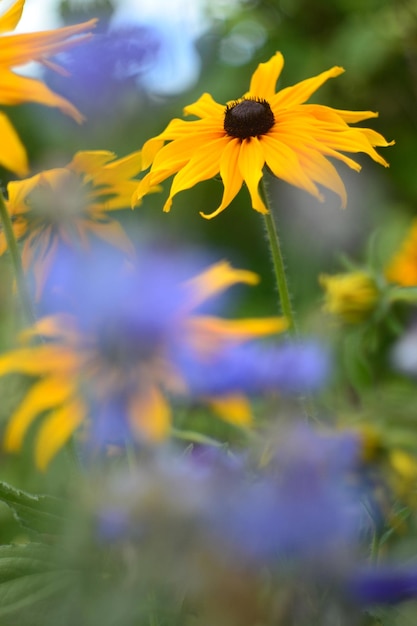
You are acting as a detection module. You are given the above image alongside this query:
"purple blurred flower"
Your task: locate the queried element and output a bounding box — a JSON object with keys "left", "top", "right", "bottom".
{"left": 47, "top": 25, "right": 161, "bottom": 111}
{"left": 12, "top": 243, "right": 330, "bottom": 461}
{"left": 178, "top": 339, "right": 329, "bottom": 396}
{"left": 208, "top": 426, "right": 365, "bottom": 565}
{"left": 349, "top": 566, "right": 417, "bottom": 605}
{"left": 95, "top": 426, "right": 366, "bottom": 569}
{"left": 41, "top": 244, "right": 329, "bottom": 409}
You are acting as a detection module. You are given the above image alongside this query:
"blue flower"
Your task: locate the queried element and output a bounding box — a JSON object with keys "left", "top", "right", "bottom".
{"left": 349, "top": 566, "right": 417, "bottom": 605}
{"left": 47, "top": 25, "right": 161, "bottom": 111}
{"left": 207, "top": 426, "right": 365, "bottom": 565}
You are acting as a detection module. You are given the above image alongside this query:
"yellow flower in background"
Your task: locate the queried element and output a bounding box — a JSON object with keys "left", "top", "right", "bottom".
{"left": 0, "top": 259, "right": 287, "bottom": 469}
{"left": 385, "top": 219, "right": 417, "bottom": 287}
{"left": 319, "top": 271, "right": 379, "bottom": 324}
{"left": 0, "top": 0, "right": 96, "bottom": 176}
{"left": 133, "top": 51, "right": 393, "bottom": 219}
{"left": 1, "top": 150, "right": 145, "bottom": 298}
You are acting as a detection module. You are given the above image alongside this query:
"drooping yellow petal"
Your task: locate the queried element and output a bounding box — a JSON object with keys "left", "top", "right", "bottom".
{"left": 0, "top": 110, "right": 28, "bottom": 176}
{"left": 208, "top": 394, "right": 252, "bottom": 426}
{"left": 200, "top": 138, "right": 243, "bottom": 219}
{"left": 22, "top": 227, "right": 60, "bottom": 301}
{"left": 238, "top": 137, "right": 268, "bottom": 213}
{"left": 312, "top": 127, "right": 392, "bottom": 167}
{"left": 297, "top": 147, "right": 348, "bottom": 208}
{"left": 35, "top": 398, "right": 86, "bottom": 470}
{"left": 86, "top": 219, "right": 136, "bottom": 259}
{"left": 303, "top": 104, "right": 379, "bottom": 125}
{"left": 0, "top": 0, "right": 24, "bottom": 34}
{"left": 163, "top": 136, "right": 229, "bottom": 212}
{"left": 185, "top": 260, "right": 259, "bottom": 310}
{"left": 261, "top": 133, "right": 323, "bottom": 201}
{"left": 0, "top": 69, "right": 85, "bottom": 122}
{"left": 152, "top": 133, "right": 211, "bottom": 173}
{"left": 248, "top": 51, "right": 284, "bottom": 99}
{"left": 4, "top": 376, "right": 75, "bottom": 452}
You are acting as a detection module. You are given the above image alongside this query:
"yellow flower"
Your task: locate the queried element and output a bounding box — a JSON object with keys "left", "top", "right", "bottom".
{"left": 385, "top": 219, "right": 417, "bottom": 287}
{"left": 319, "top": 271, "right": 379, "bottom": 324}
{"left": 0, "top": 0, "right": 96, "bottom": 176}
{"left": 0, "top": 259, "right": 286, "bottom": 469}
{"left": 1, "top": 150, "right": 145, "bottom": 298}
{"left": 133, "top": 51, "right": 393, "bottom": 218}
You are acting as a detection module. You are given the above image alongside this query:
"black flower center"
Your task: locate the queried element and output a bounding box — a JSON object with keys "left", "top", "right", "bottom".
{"left": 224, "top": 98, "right": 275, "bottom": 140}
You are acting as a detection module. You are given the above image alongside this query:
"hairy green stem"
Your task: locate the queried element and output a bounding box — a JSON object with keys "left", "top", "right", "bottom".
{"left": 261, "top": 178, "right": 297, "bottom": 334}
{"left": 0, "top": 190, "right": 35, "bottom": 327}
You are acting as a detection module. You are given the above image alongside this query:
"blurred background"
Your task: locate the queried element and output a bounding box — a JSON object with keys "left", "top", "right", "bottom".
{"left": 2, "top": 0, "right": 416, "bottom": 320}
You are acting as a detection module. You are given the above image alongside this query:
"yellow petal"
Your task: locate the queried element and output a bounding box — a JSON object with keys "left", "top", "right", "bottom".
{"left": 238, "top": 137, "right": 268, "bottom": 213}
{"left": 184, "top": 92, "right": 225, "bottom": 118}
{"left": 100, "top": 150, "right": 142, "bottom": 179}
{"left": 132, "top": 172, "right": 157, "bottom": 205}
{"left": 0, "top": 111, "right": 28, "bottom": 176}
{"left": 22, "top": 227, "right": 59, "bottom": 300}
{"left": 20, "top": 314, "right": 77, "bottom": 343}
{"left": 297, "top": 148, "right": 348, "bottom": 208}
{"left": 200, "top": 137, "right": 243, "bottom": 219}
{"left": 261, "top": 133, "right": 323, "bottom": 201}
{"left": 315, "top": 127, "right": 392, "bottom": 167}
{"left": 163, "top": 136, "right": 229, "bottom": 212}
{"left": 129, "top": 385, "right": 171, "bottom": 441}
{"left": 189, "top": 315, "right": 288, "bottom": 341}
{"left": 185, "top": 260, "right": 259, "bottom": 310}
{"left": 35, "top": 398, "right": 86, "bottom": 470}
{"left": 7, "top": 173, "right": 43, "bottom": 207}
{"left": 303, "top": 104, "right": 379, "bottom": 125}
{"left": 152, "top": 133, "right": 210, "bottom": 172}
{"left": 208, "top": 394, "right": 252, "bottom": 427}
{"left": 0, "top": 0, "right": 25, "bottom": 34}
{"left": 0, "top": 345, "right": 78, "bottom": 376}
{"left": 69, "top": 150, "right": 115, "bottom": 174}
{"left": 271, "top": 66, "right": 345, "bottom": 109}
{"left": 0, "top": 70, "right": 85, "bottom": 122}
{"left": 0, "top": 19, "right": 97, "bottom": 67}
{"left": 248, "top": 51, "right": 284, "bottom": 99}
{"left": 4, "top": 376, "right": 75, "bottom": 452}
{"left": 86, "top": 219, "right": 136, "bottom": 259}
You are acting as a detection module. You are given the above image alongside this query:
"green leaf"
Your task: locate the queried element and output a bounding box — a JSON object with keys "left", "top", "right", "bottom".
{"left": 0, "top": 481, "right": 65, "bottom": 536}
{"left": 0, "top": 543, "right": 75, "bottom": 625}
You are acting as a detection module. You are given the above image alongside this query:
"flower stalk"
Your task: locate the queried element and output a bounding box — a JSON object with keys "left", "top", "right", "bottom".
{"left": 0, "top": 189, "right": 35, "bottom": 327}
{"left": 261, "top": 177, "right": 297, "bottom": 334}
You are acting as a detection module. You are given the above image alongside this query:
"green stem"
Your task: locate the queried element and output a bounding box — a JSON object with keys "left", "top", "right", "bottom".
{"left": 0, "top": 190, "right": 35, "bottom": 327}
{"left": 260, "top": 179, "right": 321, "bottom": 422}
{"left": 261, "top": 178, "right": 297, "bottom": 334}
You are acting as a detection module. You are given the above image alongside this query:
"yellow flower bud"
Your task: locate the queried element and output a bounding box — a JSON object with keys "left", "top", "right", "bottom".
{"left": 319, "top": 271, "right": 379, "bottom": 324}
